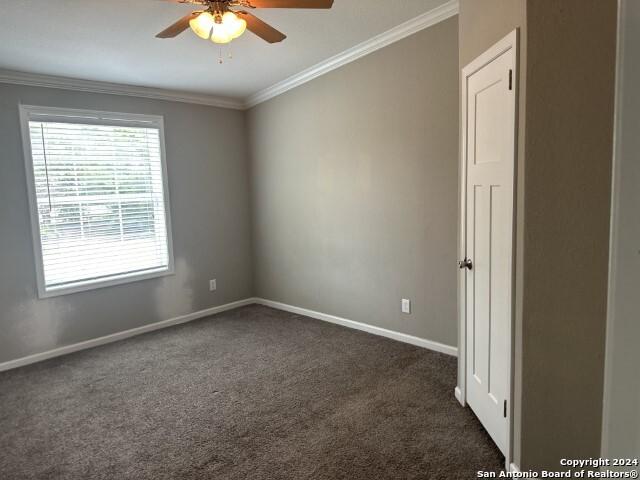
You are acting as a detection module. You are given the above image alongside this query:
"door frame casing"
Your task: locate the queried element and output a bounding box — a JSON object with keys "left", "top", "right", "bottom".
{"left": 455, "top": 29, "right": 519, "bottom": 469}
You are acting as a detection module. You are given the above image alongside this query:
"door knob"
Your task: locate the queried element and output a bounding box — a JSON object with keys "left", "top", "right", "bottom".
{"left": 458, "top": 258, "right": 473, "bottom": 270}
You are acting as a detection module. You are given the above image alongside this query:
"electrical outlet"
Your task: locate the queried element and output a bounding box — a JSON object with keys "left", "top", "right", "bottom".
{"left": 401, "top": 298, "right": 411, "bottom": 314}
{"left": 209, "top": 279, "right": 217, "bottom": 292}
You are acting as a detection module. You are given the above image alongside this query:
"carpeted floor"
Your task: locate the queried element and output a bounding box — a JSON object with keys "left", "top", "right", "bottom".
{"left": 0, "top": 304, "right": 504, "bottom": 479}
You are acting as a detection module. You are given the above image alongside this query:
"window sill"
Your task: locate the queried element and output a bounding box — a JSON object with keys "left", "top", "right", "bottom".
{"left": 37, "top": 267, "right": 175, "bottom": 299}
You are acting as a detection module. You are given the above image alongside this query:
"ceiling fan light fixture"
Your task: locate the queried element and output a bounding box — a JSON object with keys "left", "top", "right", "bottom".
{"left": 230, "top": 17, "right": 247, "bottom": 39}
{"left": 156, "top": 0, "right": 327, "bottom": 45}
{"left": 221, "top": 11, "right": 247, "bottom": 40}
{"left": 221, "top": 11, "right": 237, "bottom": 24}
{"left": 189, "top": 11, "right": 215, "bottom": 39}
{"left": 211, "top": 24, "right": 232, "bottom": 44}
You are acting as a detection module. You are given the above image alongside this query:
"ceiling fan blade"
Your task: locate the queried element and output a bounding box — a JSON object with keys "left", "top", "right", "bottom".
{"left": 237, "top": 11, "right": 286, "bottom": 43}
{"left": 156, "top": 12, "right": 199, "bottom": 38}
{"left": 246, "top": 0, "right": 333, "bottom": 7}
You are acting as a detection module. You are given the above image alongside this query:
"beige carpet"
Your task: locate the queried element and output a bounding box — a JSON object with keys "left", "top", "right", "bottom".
{"left": 0, "top": 304, "right": 503, "bottom": 479}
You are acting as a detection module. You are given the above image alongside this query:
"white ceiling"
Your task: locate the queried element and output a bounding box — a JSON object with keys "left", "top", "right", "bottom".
{"left": 0, "top": 0, "right": 450, "bottom": 101}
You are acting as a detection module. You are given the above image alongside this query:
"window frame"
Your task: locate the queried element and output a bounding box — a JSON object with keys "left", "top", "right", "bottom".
{"left": 19, "top": 104, "right": 175, "bottom": 298}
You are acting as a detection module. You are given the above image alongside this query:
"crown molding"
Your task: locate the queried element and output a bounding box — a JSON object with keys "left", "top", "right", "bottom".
{"left": 0, "top": 2, "right": 458, "bottom": 111}
{"left": 244, "top": 0, "right": 459, "bottom": 109}
{"left": 0, "top": 69, "right": 245, "bottom": 110}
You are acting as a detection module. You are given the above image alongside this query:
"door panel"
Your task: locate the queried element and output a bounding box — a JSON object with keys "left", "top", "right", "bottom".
{"left": 474, "top": 81, "right": 506, "bottom": 165}
{"left": 464, "top": 46, "right": 516, "bottom": 456}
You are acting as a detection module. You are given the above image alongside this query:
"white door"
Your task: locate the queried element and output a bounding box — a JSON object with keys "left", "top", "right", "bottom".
{"left": 460, "top": 32, "right": 517, "bottom": 456}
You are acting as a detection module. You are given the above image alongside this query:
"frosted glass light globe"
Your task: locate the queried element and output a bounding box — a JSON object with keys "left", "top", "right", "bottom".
{"left": 211, "top": 24, "right": 232, "bottom": 44}
{"left": 230, "top": 18, "right": 247, "bottom": 39}
{"left": 221, "top": 11, "right": 247, "bottom": 39}
{"left": 189, "top": 12, "right": 215, "bottom": 39}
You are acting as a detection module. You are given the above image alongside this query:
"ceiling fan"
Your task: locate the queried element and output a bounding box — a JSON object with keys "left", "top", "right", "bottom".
{"left": 156, "top": 0, "right": 334, "bottom": 45}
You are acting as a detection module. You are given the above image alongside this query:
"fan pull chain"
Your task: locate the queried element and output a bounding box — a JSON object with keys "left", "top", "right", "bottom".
{"left": 216, "top": 46, "right": 233, "bottom": 64}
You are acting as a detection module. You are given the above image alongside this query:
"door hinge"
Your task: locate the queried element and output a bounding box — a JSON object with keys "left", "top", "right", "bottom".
{"left": 503, "top": 400, "right": 508, "bottom": 418}
{"left": 508, "top": 69, "right": 513, "bottom": 90}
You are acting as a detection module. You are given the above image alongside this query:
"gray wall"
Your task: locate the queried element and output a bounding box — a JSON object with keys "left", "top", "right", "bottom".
{"left": 460, "top": 0, "right": 617, "bottom": 470}
{"left": 247, "top": 17, "right": 459, "bottom": 347}
{"left": 602, "top": 0, "right": 640, "bottom": 462}
{"left": 458, "top": 0, "right": 525, "bottom": 67}
{"left": 0, "top": 84, "right": 253, "bottom": 363}
{"left": 520, "top": 0, "right": 616, "bottom": 469}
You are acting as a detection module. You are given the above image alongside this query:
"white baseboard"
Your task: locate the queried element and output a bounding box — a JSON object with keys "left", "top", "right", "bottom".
{"left": 454, "top": 386, "right": 465, "bottom": 406}
{"left": 510, "top": 463, "right": 521, "bottom": 473}
{"left": 255, "top": 298, "right": 458, "bottom": 357}
{"left": 1, "top": 297, "right": 458, "bottom": 372}
{"left": 0, "top": 298, "right": 256, "bottom": 373}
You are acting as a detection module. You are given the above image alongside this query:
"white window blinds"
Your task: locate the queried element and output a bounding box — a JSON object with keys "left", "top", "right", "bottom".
{"left": 21, "top": 107, "right": 173, "bottom": 297}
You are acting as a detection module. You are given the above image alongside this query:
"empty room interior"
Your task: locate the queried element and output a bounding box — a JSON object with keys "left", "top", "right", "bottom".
{"left": 0, "top": 0, "right": 638, "bottom": 478}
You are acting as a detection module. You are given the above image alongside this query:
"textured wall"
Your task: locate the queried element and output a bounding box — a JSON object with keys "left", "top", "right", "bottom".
{"left": 247, "top": 18, "right": 460, "bottom": 347}
{"left": 458, "top": 0, "right": 525, "bottom": 67}
{"left": 520, "top": 0, "right": 617, "bottom": 468}
{"left": 0, "top": 84, "right": 253, "bottom": 362}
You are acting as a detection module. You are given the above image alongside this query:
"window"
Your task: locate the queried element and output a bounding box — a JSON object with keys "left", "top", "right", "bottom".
{"left": 20, "top": 106, "right": 174, "bottom": 297}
